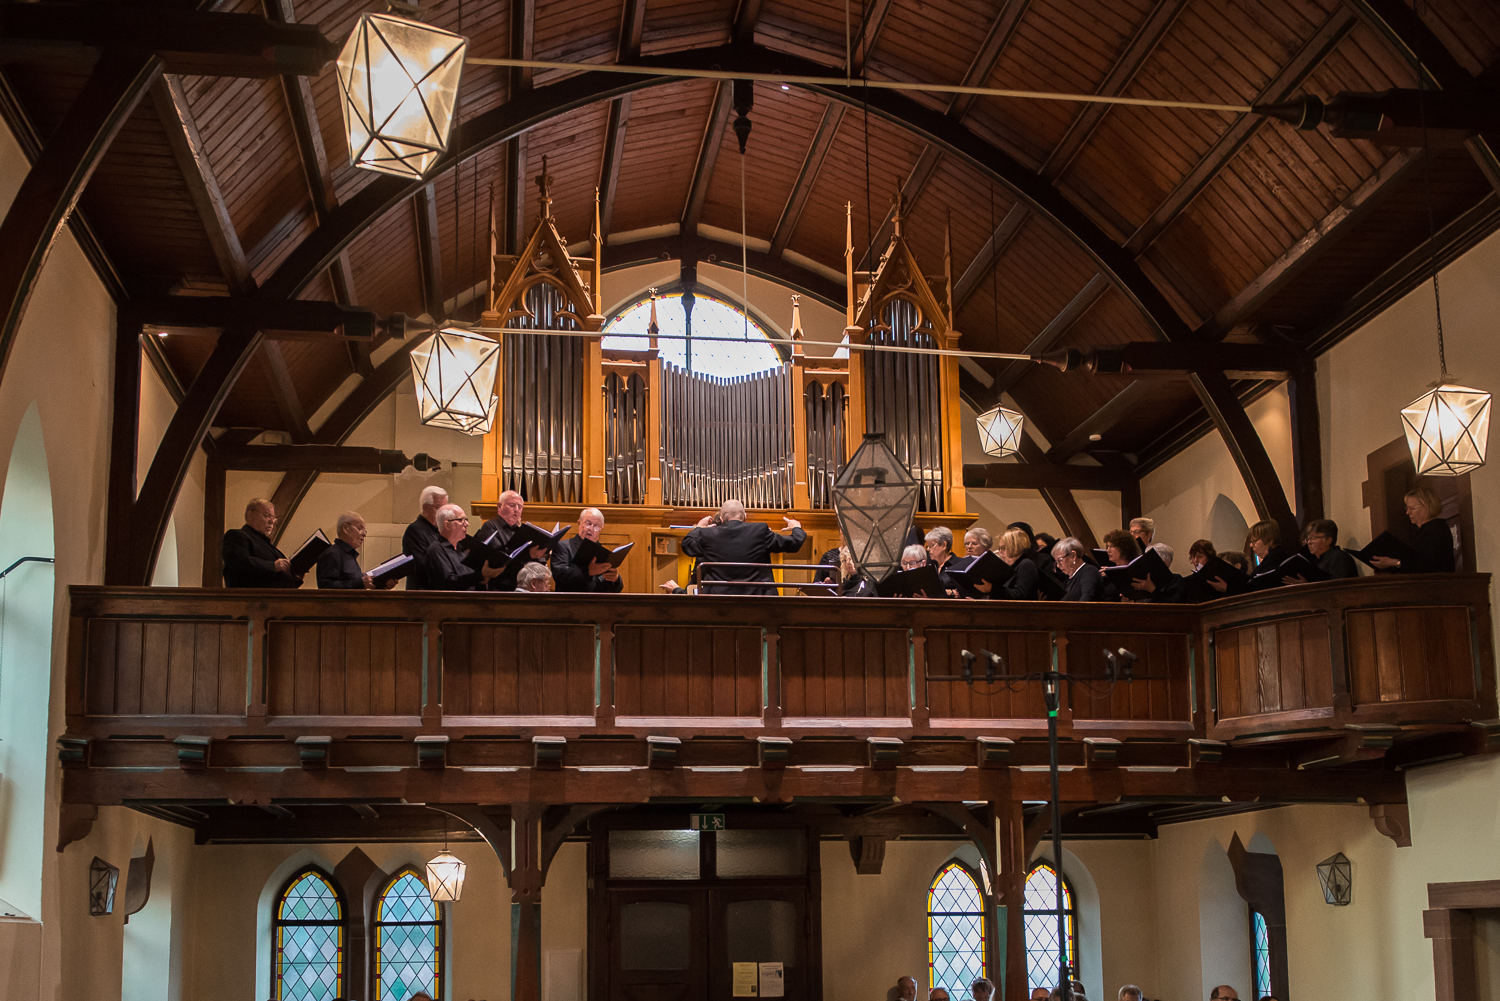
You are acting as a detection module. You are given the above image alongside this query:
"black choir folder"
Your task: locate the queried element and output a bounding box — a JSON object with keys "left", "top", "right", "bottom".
{"left": 573, "top": 538, "right": 635, "bottom": 568}
{"left": 876, "top": 563, "right": 943, "bottom": 598}
{"left": 1253, "top": 551, "right": 1330, "bottom": 588}
{"left": 946, "top": 550, "right": 1014, "bottom": 588}
{"left": 461, "top": 529, "right": 505, "bottom": 571}
{"left": 1353, "top": 531, "right": 1419, "bottom": 569}
{"left": 510, "top": 521, "right": 571, "bottom": 551}
{"left": 288, "top": 529, "right": 331, "bottom": 577}
{"left": 1178, "top": 555, "right": 1251, "bottom": 603}
{"left": 1100, "top": 547, "right": 1174, "bottom": 593}
{"left": 367, "top": 553, "right": 414, "bottom": 585}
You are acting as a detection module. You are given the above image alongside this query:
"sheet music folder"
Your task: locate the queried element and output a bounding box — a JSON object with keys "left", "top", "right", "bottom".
{"left": 288, "top": 529, "right": 331, "bottom": 577}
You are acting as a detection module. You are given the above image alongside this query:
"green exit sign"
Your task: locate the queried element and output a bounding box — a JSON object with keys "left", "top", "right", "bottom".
{"left": 690, "top": 813, "right": 725, "bottom": 831}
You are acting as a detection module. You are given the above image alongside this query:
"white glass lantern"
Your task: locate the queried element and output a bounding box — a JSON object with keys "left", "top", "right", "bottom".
{"left": 1315, "top": 851, "right": 1352, "bottom": 906}
{"left": 1401, "top": 383, "right": 1491, "bottom": 476}
{"left": 425, "top": 851, "right": 466, "bottom": 902}
{"left": 975, "top": 403, "right": 1024, "bottom": 457}
{"left": 832, "top": 433, "right": 919, "bottom": 579}
{"left": 337, "top": 13, "right": 467, "bottom": 178}
{"left": 410, "top": 327, "right": 501, "bottom": 435}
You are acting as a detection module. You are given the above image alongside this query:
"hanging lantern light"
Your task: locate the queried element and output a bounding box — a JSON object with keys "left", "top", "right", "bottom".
{"left": 336, "top": 12, "right": 467, "bottom": 178}
{"left": 1401, "top": 383, "right": 1491, "bottom": 476}
{"left": 89, "top": 857, "right": 119, "bottom": 916}
{"left": 832, "top": 433, "right": 919, "bottom": 580}
{"left": 975, "top": 403, "right": 1024, "bottom": 457}
{"left": 409, "top": 327, "right": 500, "bottom": 436}
{"left": 425, "top": 851, "right": 466, "bottom": 902}
{"left": 1315, "top": 852, "right": 1352, "bottom": 906}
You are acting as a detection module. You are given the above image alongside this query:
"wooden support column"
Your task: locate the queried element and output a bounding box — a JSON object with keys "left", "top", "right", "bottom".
{"left": 646, "top": 350, "right": 663, "bottom": 506}
{"left": 791, "top": 336, "right": 810, "bottom": 509}
{"left": 1425, "top": 907, "right": 1476, "bottom": 1001}
{"left": 510, "top": 803, "right": 545, "bottom": 1001}
{"left": 582, "top": 327, "right": 606, "bottom": 506}
{"left": 201, "top": 454, "right": 225, "bottom": 587}
{"left": 938, "top": 347, "right": 966, "bottom": 514}
{"left": 997, "top": 795, "right": 1030, "bottom": 1001}
{"left": 1288, "top": 359, "right": 1324, "bottom": 526}
{"left": 106, "top": 315, "right": 141, "bottom": 586}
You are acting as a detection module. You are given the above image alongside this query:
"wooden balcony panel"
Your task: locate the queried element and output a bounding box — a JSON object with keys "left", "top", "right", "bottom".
{"left": 1212, "top": 614, "right": 1335, "bottom": 730}
{"left": 1064, "top": 630, "right": 1194, "bottom": 731}
{"left": 779, "top": 626, "right": 911, "bottom": 727}
{"left": 921, "top": 628, "right": 1051, "bottom": 728}
{"left": 443, "top": 622, "right": 597, "bottom": 725}
{"left": 265, "top": 621, "right": 424, "bottom": 723}
{"left": 613, "top": 625, "right": 763, "bottom": 726}
{"left": 84, "top": 617, "right": 246, "bottom": 718}
{"left": 1347, "top": 606, "right": 1478, "bottom": 712}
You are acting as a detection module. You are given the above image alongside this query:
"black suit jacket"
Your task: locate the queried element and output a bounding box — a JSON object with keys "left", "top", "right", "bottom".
{"left": 222, "top": 525, "right": 301, "bottom": 588}
{"left": 316, "top": 539, "right": 365, "bottom": 589}
{"left": 479, "top": 517, "right": 536, "bottom": 591}
{"left": 420, "top": 540, "right": 486, "bottom": 591}
{"left": 402, "top": 517, "right": 443, "bottom": 590}
{"left": 1316, "top": 546, "right": 1359, "bottom": 579}
{"left": 551, "top": 536, "right": 624, "bottom": 593}
{"left": 999, "top": 556, "right": 1039, "bottom": 601}
{"left": 1061, "top": 562, "right": 1103, "bottom": 602}
{"left": 682, "top": 520, "right": 807, "bottom": 594}
{"left": 1397, "top": 518, "right": 1455, "bottom": 573}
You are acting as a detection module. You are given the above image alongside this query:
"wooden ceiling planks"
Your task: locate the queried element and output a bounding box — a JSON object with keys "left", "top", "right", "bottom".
{"left": 609, "top": 79, "right": 719, "bottom": 234}
{"left": 754, "top": 0, "right": 855, "bottom": 67}
{"left": 861, "top": 0, "right": 1002, "bottom": 116}
{"left": 964, "top": 0, "right": 1156, "bottom": 171}
{"left": 522, "top": 101, "right": 610, "bottom": 248}
{"left": 699, "top": 85, "right": 825, "bottom": 242}
{"left": 640, "top": 0, "right": 736, "bottom": 56}
{"left": 955, "top": 214, "right": 1100, "bottom": 354}
{"left": 533, "top": 0, "right": 626, "bottom": 87}
{"left": 344, "top": 197, "right": 424, "bottom": 320}
{"left": 430, "top": 142, "right": 511, "bottom": 316}
{"left": 1415, "top": 0, "right": 1500, "bottom": 76}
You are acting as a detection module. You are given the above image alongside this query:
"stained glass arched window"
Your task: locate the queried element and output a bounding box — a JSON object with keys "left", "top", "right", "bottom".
{"left": 273, "top": 869, "right": 345, "bottom": 1000}
{"left": 602, "top": 292, "right": 782, "bottom": 378}
{"left": 374, "top": 869, "right": 444, "bottom": 1000}
{"left": 1023, "top": 862, "right": 1077, "bottom": 992}
{"left": 1251, "top": 910, "right": 1271, "bottom": 998}
{"left": 928, "top": 861, "right": 986, "bottom": 994}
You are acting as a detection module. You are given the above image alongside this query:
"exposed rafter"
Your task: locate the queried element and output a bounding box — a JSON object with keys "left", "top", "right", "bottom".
{"left": 598, "top": 97, "right": 631, "bottom": 236}
{"left": 988, "top": 274, "right": 1110, "bottom": 396}
{"left": 847, "top": 0, "right": 894, "bottom": 75}
{"left": 952, "top": 203, "right": 1029, "bottom": 309}
{"left": 730, "top": 0, "right": 762, "bottom": 44}
{"left": 681, "top": 80, "right": 733, "bottom": 237}
{"left": 414, "top": 182, "right": 445, "bottom": 321}
{"left": 946, "top": 0, "right": 1031, "bottom": 120}
{"left": 261, "top": 342, "right": 311, "bottom": 443}
{"left": 769, "top": 103, "right": 844, "bottom": 256}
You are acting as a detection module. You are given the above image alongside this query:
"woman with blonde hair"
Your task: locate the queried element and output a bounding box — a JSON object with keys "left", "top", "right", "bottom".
{"left": 995, "top": 527, "right": 1040, "bottom": 600}
{"left": 1370, "top": 485, "right": 1455, "bottom": 573}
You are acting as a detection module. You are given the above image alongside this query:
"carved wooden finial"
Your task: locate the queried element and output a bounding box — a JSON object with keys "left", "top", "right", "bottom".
{"left": 789, "top": 294, "right": 804, "bottom": 358}
{"left": 647, "top": 287, "right": 660, "bottom": 348}
{"left": 536, "top": 155, "right": 554, "bottom": 219}
{"left": 892, "top": 189, "right": 905, "bottom": 237}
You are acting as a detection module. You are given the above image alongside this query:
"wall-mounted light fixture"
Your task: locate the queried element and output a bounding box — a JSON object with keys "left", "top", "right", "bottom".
{"left": 1316, "top": 852, "right": 1352, "bottom": 906}
{"left": 89, "top": 857, "right": 118, "bottom": 916}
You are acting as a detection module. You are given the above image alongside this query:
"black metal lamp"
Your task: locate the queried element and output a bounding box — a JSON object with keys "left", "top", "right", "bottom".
{"left": 1316, "top": 852, "right": 1352, "bottom": 906}
{"left": 89, "top": 857, "right": 118, "bottom": 916}
{"left": 832, "top": 433, "right": 918, "bottom": 580}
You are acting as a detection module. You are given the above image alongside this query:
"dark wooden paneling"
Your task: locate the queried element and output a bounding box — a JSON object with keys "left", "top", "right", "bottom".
{"left": 613, "top": 624, "right": 762, "bottom": 718}
{"left": 1213, "top": 614, "right": 1333, "bottom": 721}
{"left": 1347, "top": 606, "right": 1475, "bottom": 706}
{"left": 85, "top": 618, "right": 245, "bottom": 715}
{"left": 923, "top": 628, "right": 1051, "bottom": 720}
{"left": 1064, "top": 629, "right": 1193, "bottom": 723}
{"left": 444, "top": 622, "right": 597, "bottom": 717}
{"left": 265, "top": 621, "right": 423, "bottom": 717}
{"left": 779, "top": 626, "right": 909, "bottom": 719}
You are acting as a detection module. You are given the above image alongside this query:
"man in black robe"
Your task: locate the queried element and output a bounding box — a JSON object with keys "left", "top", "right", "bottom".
{"left": 421, "top": 505, "right": 502, "bottom": 591}
{"left": 222, "top": 498, "right": 302, "bottom": 588}
{"left": 551, "top": 508, "right": 624, "bottom": 593}
{"left": 402, "top": 485, "right": 447, "bottom": 590}
{"left": 478, "top": 488, "right": 548, "bottom": 591}
{"left": 682, "top": 500, "right": 805, "bottom": 595}
{"left": 317, "top": 512, "right": 397, "bottom": 590}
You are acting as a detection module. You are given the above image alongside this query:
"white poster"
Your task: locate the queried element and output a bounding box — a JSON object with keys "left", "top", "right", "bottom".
{"left": 758, "top": 962, "right": 785, "bottom": 998}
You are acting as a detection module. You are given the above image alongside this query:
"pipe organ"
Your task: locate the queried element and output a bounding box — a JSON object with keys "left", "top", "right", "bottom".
{"left": 478, "top": 178, "right": 970, "bottom": 590}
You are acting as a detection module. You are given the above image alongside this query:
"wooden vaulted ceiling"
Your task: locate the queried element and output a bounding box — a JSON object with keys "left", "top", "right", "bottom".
{"left": 4, "top": 0, "right": 1500, "bottom": 470}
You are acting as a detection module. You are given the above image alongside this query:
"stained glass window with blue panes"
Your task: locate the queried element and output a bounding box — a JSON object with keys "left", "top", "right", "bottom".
{"left": 1252, "top": 910, "right": 1272, "bottom": 998}
{"left": 274, "top": 870, "right": 344, "bottom": 1000}
{"left": 928, "top": 862, "right": 986, "bottom": 994}
{"left": 1023, "top": 862, "right": 1076, "bottom": 993}
{"left": 375, "top": 870, "right": 443, "bottom": 1000}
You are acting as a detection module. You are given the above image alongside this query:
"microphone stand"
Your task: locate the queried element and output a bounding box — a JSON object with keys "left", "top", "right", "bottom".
{"left": 931, "top": 648, "right": 1163, "bottom": 1000}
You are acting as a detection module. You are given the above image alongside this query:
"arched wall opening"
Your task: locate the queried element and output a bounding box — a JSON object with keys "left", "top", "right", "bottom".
{"left": 0, "top": 400, "right": 54, "bottom": 919}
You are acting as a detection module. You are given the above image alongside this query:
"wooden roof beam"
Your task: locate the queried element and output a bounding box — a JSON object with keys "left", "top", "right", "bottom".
{"left": 946, "top": 0, "right": 1031, "bottom": 120}
{"left": 848, "top": 0, "right": 895, "bottom": 75}
{"left": 952, "top": 202, "right": 1029, "bottom": 310}
{"left": 1041, "top": 0, "right": 1189, "bottom": 181}
{"left": 261, "top": 342, "right": 311, "bottom": 443}
{"left": 963, "top": 461, "right": 1134, "bottom": 492}
{"left": 414, "top": 182, "right": 446, "bottom": 322}
{"left": 987, "top": 273, "right": 1110, "bottom": 396}
{"left": 619, "top": 0, "right": 646, "bottom": 60}
{"left": 769, "top": 103, "right": 844, "bottom": 257}
{"left": 511, "top": 0, "right": 535, "bottom": 94}
{"left": 730, "top": 0, "right": 763, "bottom": 44}
{"left": 681, "top": 81, "right": 733, "bottom": 237}
{"left": 1046, "top": 382, "right": 1151, "bottom": 462}
{"left": 1192, "top": 370, "right": 1297, "bottom": 538}
{"left": 597, "top": 96, "right": 631, "bottom": 237}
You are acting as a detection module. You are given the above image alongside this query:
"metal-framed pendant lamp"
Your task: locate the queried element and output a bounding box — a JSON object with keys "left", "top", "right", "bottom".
{"left": 975, "top": 403, "right": 1024, "bottom": 457}
{"left": 832, "top": 433, "right": 919, "bottom": 580}
{"left": 336, "top": 12, "right": 467, "bottom": 178}
{"left": 425, "top": 850, "right": 467, "bottom": 902}
{"left": 409, "top": 327, "right": 500, "bottom": 435}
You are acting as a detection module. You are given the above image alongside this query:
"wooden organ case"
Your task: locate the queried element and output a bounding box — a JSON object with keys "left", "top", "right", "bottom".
{"left": 476, "top": 179, "right": 972, "bottom": 591}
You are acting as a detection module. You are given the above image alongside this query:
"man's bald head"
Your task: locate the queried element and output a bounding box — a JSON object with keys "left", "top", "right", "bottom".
{"left": 895, "top": 977, "right": 916, "bottom": 1001}
{"left": 718, "top": 500, "right": 747, "bottom": 523}
{"left": 1209, "top": 988, "right": 1239, "bottom": 1000}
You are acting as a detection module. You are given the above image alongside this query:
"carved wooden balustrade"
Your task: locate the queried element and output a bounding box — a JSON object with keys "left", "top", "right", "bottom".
{"left": 65, "top": 575, "right": 1494, "bottom": 751}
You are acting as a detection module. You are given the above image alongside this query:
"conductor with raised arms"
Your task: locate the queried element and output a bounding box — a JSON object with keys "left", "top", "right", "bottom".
{"left": 222, "top": 498, "right": 303, "bottom": 588}
{"left": 551, "top": 508, "right": 624, "bottom": 593}
{"left": 682, "top": 500, "right": 805, "bottom": 595}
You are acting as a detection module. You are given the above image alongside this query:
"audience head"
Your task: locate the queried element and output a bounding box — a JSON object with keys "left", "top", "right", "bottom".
{"left": 1222, "top": 551, "right": 1248, "bottom": 572}
{"left": 420, "top": 485, "right": 449, "bottom": 519}
{"left": 335, "top": 512, "right": 367, "bottom": 549}
{"left": 964, "top": 527, "right": 993, "bottom": 556}
{"left": 998, "top": 528, "right": 1030, "bottom": 561}
{"left": 1247, "top": 520, "right": 1280, "bottom": 558}
{"left": 578, "top": 507, "right": 605, "bottom": 541}
{"left": 516, "top": 562, "right": 555, "bottom": 592}
{"left": 719, "top": 499, "right": 747, "bottom": 523}
{"left": 245, "top": 498, "right": 276, "bottom": 536}
{"left": 1102, "top": 528, "right": 1140, "bottom": 565}
{"left": 1209, "top": 987, "right": 1239, "bottom": 1000}
{"left": 924, "top": 526, "right": 954, "bottom": 562}
{"left": 1149, "top": 541, "right": 1174, "bottom": 569}
{"left": 970, "top": 977, "right": 995, "bottom": 1001}
{"left": 1118, "top": 987, "right": 1143, "bottom": 1001}
{"left": 901, "top": 544, "right": 929, "bottom": 571}
{"left": 497, "top": 489, "right": 524, "bottom": 526}
{"left": 1302, "top": 518, "right": 1338, "bottom": 556}
{"left": 1405, "top": 485, "right": 1441, "bottom": 526}
{"left": 928, "top": 990, "right": 950, "bottom": 1001}
{"left": 435, "top": 504, "right": 470, "bottom": 543}
{"left": 895, "top": 976, "right": 917, "bottom": 1001}
{"left": 1129, "top": 516, "right": 1155, "bottom": 546}
{"left": 1030, "top": 991, "right": 1050, "bottom": 1001}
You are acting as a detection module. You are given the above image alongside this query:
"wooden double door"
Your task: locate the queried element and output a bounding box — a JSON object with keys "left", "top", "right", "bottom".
{"left": 606, "top": 884, "right": 809, "bottom": 1000}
